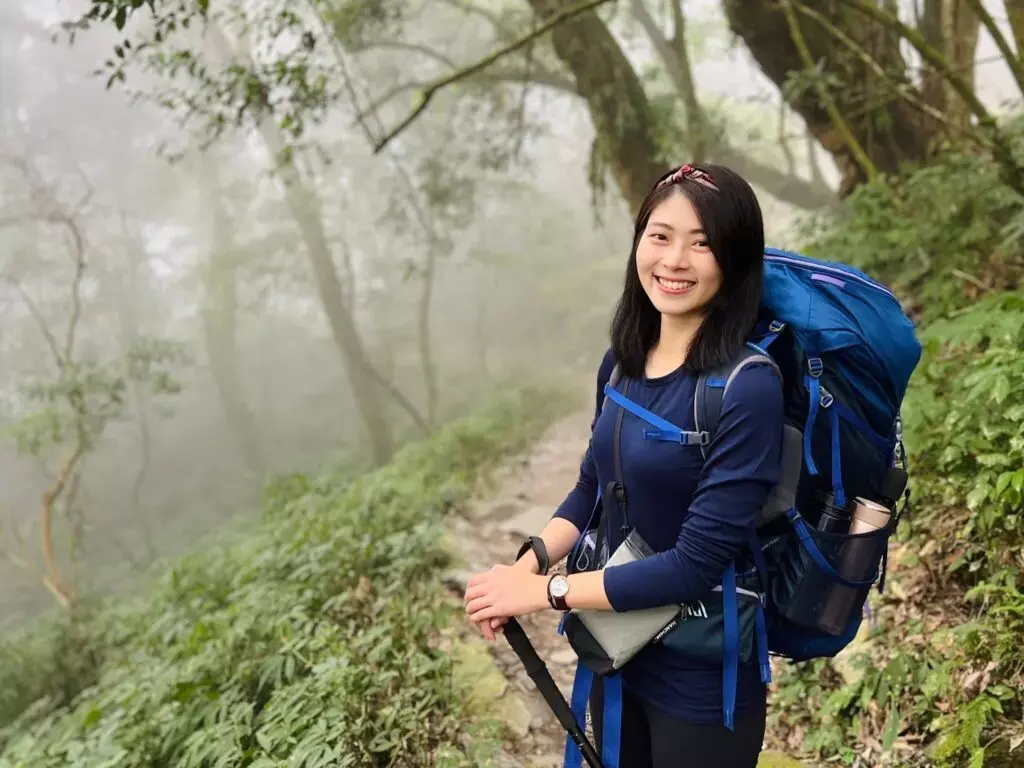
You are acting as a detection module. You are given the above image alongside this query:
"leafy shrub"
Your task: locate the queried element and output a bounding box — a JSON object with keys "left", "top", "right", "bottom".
{"left": 0, "top": 605, "right": 106, "bottom": 729}
{"left": 768, "top": 141, "right": 1024, "bottom": 767}
{"left": 0, "top": 385, "right": 571, "bottom": 767}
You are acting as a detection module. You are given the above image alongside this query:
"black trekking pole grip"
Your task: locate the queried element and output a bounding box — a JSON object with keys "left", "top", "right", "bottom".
{"left": 503, "top": 618, "right": 605, "bottom": 768}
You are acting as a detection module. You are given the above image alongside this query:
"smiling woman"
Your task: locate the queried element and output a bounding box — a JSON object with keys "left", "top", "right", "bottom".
{"left": 611, "top": 164, "right": 767, "bottom": 381}
{"left": 464, "top": 164, "right": 783, "bottom": 768}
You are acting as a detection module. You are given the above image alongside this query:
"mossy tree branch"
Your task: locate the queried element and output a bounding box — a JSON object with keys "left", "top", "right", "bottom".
{"left": 1006, "top": 0, "right": 1024, "bottom": 56}
{"left": 835, "top": 0, "right": 1024, "bottom": 195}
{"left": 961, "top": 0, "right": 1024, "bottom": 98}
{"left": 371, "top": 0, "right": 613, "bottom": 153}
{"left": 780, "top": 0, "right": 878, "bottom": 183}
{"left": 791, "top": 1, "right": 993, "bottom": 150}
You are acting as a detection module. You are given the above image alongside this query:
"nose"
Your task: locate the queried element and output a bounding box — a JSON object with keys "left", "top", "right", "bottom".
{"left": 659, "top": 242, "right": 691, "bottom": 270}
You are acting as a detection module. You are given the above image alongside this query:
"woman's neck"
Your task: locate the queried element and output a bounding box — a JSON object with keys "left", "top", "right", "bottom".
{"left": 650, "top": 312, "right": 705, "bottom": 372}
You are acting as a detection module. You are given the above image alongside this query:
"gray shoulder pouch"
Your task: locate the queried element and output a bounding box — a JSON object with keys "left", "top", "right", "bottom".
{"left": 562, "top": 375, "right": 681, "bottom": 674}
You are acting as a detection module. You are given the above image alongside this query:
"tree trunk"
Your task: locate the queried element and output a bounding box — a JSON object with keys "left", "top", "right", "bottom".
{"left": 205, "top": 22, "right": 398, "bottom": 466}
{"left": 944, "top": 1, "right": 980, "bottom": 130}
{"left": 920, "top": 0, "right": 980, "bottom": 130}
{"left": 417, "top": 245, "right": 439, "bottom": 427}
{"left": 265, "top": 146, "right": 396, "bottom": 465}
{"left": 114, "top": 212, "right": 157, "bottom": 561}
{"left": 525, "top": 0, "right": 667, "bottom": 212}
{"left": 197, "top": 162, "right": 268, "bottom": 475}
{"left": 723, "top": 0, "right": 939, "bottom": 195}
{"left": 525, "top": 0, "right": 835, "bottom": 211}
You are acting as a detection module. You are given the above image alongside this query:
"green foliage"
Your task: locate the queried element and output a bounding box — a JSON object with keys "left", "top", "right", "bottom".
{"left": 904, "top": 293, "right": 1024, "bottom": 579}
{"left": 0, "top": 605, "right": 106, "bottom": 731}
{"left": 323, "top": 0, "right": 408, "bottom": 46}
{"left": 769, "top": 139, "right": 1024, "bottom": 767}
{"left": 795, "top": 134, "right": 1024, "bottom": 324}
{"left": 5, "top": 337, "right": 185, "bottom": 458}
{"left": 0, "top": 385, "right": 570, "bottom": 766}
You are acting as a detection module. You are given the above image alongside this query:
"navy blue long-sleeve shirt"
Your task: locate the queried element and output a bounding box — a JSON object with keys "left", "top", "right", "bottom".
{"left": 553, "top": 347, "right": 784, "bottom": 723}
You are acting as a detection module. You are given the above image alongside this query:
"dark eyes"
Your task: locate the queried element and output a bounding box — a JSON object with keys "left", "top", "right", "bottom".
{"left": 647, "top": 233, "right": 709, "bottom": 248}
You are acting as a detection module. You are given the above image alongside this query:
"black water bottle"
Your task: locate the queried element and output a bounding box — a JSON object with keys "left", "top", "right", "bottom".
{"left": 817, "top": 492, "right": 851, "bottom": 533}
{"left": 780, "top": 490, "right": 851, "bottom": 632}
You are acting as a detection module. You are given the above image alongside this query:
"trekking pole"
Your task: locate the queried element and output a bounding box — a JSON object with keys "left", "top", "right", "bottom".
{"left": 503, "top": 617, "right": 604, "bottom": 768}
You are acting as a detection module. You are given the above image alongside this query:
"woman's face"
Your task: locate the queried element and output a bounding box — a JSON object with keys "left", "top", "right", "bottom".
{"left": 635, "top": 190, "right": 723, "bottom": 319}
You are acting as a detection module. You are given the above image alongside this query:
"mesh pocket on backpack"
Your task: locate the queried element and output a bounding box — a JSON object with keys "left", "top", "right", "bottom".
{"left": 767, "top": 512, "right": 894, "bottom": 637}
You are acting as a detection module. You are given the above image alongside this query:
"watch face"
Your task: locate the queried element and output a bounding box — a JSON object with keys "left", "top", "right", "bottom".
{"left": 550, "top": 576, "right": 569, "bottom": 598}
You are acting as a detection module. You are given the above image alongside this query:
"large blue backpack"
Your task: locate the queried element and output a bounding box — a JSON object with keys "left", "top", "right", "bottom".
{"left": 561, "top": 248, "right": 922, "bottom": 768}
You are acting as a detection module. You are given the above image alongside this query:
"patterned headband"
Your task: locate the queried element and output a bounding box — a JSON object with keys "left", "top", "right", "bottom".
{"left": 656, "top": 164, "right": 720, "bottom": 192}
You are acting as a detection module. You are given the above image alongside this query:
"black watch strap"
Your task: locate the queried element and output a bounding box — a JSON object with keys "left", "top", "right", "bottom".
{"left": 516, "top": 536, "right": 550, "bottom": 576}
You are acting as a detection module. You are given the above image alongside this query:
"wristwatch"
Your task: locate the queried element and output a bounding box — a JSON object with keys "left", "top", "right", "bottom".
{"left": 516, "top": 536, "right": 550, "bottom": 576}
{"left": 547, "top": 574, "right": 570, "bottom": 611}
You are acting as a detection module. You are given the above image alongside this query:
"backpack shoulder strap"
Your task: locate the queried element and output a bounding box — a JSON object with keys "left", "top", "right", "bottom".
{"left": 694, "top": 343, "right": 782, "bottom": 460}
{"left": 600, "top": 362, "right": 622, "bottom": 413}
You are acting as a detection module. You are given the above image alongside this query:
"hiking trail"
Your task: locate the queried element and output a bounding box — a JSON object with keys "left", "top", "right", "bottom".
{"left": 443, "top": 388, "right": 592, "bottom": 767}
{"left": 443, "top": 386, "right": 806, "bottom": 767}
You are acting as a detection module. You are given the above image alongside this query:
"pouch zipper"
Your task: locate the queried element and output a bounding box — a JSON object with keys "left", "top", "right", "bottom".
{"left": 712, "top": 584, "right": 762, "bottom": 600}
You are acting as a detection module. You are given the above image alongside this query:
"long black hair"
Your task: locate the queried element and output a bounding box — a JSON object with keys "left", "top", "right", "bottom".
{"left": 609, "top": 163, "right": 765, "bottom": 378}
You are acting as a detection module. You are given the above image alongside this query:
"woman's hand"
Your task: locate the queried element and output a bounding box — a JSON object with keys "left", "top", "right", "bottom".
{"left": 474, "top": 616, "right": 508, "bottom": 642}
{"left": 464, "top": 564, "right": 549, "bottom": 624}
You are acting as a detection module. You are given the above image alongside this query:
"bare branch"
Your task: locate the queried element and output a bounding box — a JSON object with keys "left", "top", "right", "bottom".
{"left": 4, "top": 278, "right": 64, "bottom": 367}
{"left": 0, "top": 505, "right": 38, "bottom": 573}
{"left": 62, "top": 214, "right": 88, "bottom": 363}
{"left": 372, "top": 0, "right": 614, "bottom": 154}
{"left": 0, "top": 154, "right": 92, "bottom": 367}
{"left": 352, "top": 39, "right": 461, "bottom": 68}
{"left": 354, "top": 66, "right": 575, "bottom": 127}
{"left": 353, "top": 35, "right": 576, "bottom": 93}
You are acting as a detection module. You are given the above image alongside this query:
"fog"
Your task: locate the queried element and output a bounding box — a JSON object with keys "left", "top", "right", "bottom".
{"left": 0, "top": 0, "right": 1016, "bottom": 628}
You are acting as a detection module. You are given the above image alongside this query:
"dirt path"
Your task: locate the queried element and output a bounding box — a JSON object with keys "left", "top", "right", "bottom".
{"left": 445, "top": 400, "right": 594, "bottom": 767}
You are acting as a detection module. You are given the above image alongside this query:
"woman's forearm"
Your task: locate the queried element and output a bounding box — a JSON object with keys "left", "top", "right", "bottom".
{"left": 565, "top": 570, "right": 613, "bottom": 610}
{"left": 514, "top": 519, "right": 614, "bottom": 611}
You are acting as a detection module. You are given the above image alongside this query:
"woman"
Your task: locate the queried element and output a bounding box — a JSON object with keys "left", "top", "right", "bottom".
{"left": 463, "top": 163, "right": 784, "bottom": 767}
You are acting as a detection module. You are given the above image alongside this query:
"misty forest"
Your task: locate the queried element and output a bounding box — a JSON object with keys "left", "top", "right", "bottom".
{"left": 1, "top": 0, "right": 1023, "bottom": 766}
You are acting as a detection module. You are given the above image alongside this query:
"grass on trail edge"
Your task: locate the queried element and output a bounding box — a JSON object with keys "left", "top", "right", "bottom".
{"left": 0, "top": 384, "right": 576, "bottom": 768}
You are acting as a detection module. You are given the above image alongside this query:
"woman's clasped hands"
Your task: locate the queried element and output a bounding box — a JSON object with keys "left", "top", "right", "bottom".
{"left": 463, "top": 563, "right": 550, "bottom": 641}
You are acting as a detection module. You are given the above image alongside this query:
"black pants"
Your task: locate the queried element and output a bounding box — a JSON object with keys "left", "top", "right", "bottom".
{"left": 589, "top": 679, "right": 766, "bottom": 768}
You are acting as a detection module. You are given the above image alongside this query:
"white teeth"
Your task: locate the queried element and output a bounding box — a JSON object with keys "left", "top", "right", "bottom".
{"left": 657, "top": 276, "right": 694, "bottom": 290}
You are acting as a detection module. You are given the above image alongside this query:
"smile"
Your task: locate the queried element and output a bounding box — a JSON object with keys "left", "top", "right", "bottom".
{"left": 655, "top": 275, "right": 696, "bottom": 294}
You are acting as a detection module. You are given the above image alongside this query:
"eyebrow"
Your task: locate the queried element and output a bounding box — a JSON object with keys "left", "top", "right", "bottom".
{"left": 649, "top": 221, "right": 705, "bottom": 235}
